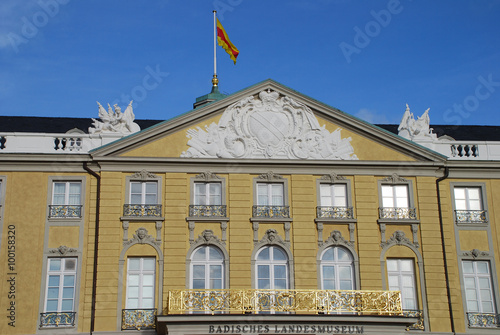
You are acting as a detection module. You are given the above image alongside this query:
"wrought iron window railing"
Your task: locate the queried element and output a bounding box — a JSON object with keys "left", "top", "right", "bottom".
{"left": 123, "top": 204, "right": 162, "bottom": 217}
{"left": 166, "top": 289, "right": 402, "bottom": 315}
{"left": 378, "top": 207, "right": 417, "bottom": 220}
{"left": 252, "top": 206, "right": 290, "bottom": 218}
{"left": 40, "top": 312, "right": 76, "bottom": 328}
{"left": 122, "top": 309, "right": 156, "bottom": 330}
{"left": 403, "top": 310, "right": 424, "bottom": 330}
{"left": 455, "top": 210, "right": 487, "bottom": 224}
{"left": 48, "top": 205, "right": 82, "bottom": 218}
{"left": 316, "top": 206, "right": 354, "bottom": 219}
{"left": 189, "top": 205, "right": 227, "bottom": 217}
{"left": 467, "top": 312, "right": 500, "bottom": 328}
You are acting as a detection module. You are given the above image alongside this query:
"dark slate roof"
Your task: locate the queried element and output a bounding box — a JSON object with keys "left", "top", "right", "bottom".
{"left": 0, "top": 116, "right": 498, "bottom": 141}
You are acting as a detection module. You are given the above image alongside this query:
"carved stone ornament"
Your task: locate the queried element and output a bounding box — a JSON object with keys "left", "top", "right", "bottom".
{"left": 325, "top": 230, "right": 353, "bottom": 247}
{"left": 193, "top": 229, "right": 224, "bottom": 246}
{"left": 195, "top": 172, "right": 221, "bottom": 181}
{"left": 89, "top": 101, "right": 140, "bottom": 134}
{"left": 258, "top": 229, "right": 287, "bottom": 247}
{"left": 398, "top": 104, "right": 437, "bottom": 141}
{"left": 131, "top": 169, "right": 158, "bottom": 181}
{"left": 49, "top": 245, "right": 78, "bottom": 255}
{"left": 181, "top": 90, "right": 358, "bottom": 160}
{"left": 125, "top": 228, "right": 159, "bottom": 246}
{"left": 463, "top": 249, "right": 489, "bottom": 259}
{"left": 382, "top": 173, "right": 408, "bottom": 184}
{"left": 258, "top": 171, "right": 283, "bottom": 181}
{"left": 320, "top": 172, "right": 346, "bottom": 182}
{"left": 381, "top": 230, "right": 418, "bottom": 249}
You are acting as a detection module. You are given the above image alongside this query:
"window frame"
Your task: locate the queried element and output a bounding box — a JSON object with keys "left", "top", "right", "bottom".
{"left": 44, "top": 257, "right": 78, "bottom": 313}
{"left": 255, "top": 246, "right": 290, "bottom": 290}
{"left": 125, "top": 257, "right": 156, "bottom": 309}
{"left": 252, "top": 173, "right": 290, "bottom": 220}
{"left": 47, "top": 177, "right": 85, "bottom": 220}
{"left": 124, "top": 171, "right": 162, "bottom": 218}
{"left": 462, "top": 260, "right": 496, "bottom": 315}
{"left": 377, "top": 176, "right": 417, "bottom": 222}
{"left": 450, "top": 182, "right": 489, "bottom": 226}
{"left": 190, "top": 245, "right": 225, "bottom": 290}
{"left": 386, "top": 258, "right": 419, "bottom": 311}
{"left": 319, "top": 246, "right": 355, "bottom": 290}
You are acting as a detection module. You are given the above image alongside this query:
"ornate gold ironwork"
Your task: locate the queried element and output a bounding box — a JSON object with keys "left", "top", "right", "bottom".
{"left": 253, "top": 206, "right": 290, "bottom": 218}
{"left": 166, "top": 289, "right": 402, "bottom": 315}
{"left": 123, "top": 204, "right": 162, "bottom": 217}
{"left": 455, "top": 210, "right": 487, "bottom": 224}
{"left": 379, "top": 207, "right": 417, "bottom": 220}
{"left": 467, "top": 312, "right": 500, "bottom": 328}
{"left": 122, "top": 309, "right": 156, "bottom": 330}
{"left": 40, "top": 312, "right": 76, "bottom": 327}
{"left": 403, "top": 310, "right": 424, "bottom": 330}
{"left": 189, "top": 205, "right": 227, "bottom": 217}
{"left": 49, "top": 205, "right": 82, "bottom": 218}
{"left": 316, "top": 206, "right": 354, "bottom": 219}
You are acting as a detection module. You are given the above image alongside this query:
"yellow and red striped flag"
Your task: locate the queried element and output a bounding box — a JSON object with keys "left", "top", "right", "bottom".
{"left": 216, "top": 18, "right": 239, "bottom": 64}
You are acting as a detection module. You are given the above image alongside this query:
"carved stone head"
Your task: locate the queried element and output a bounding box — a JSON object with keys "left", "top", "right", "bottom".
{"left": 136, "top": 228, "right": 148, "bottom": 240}
{"left": 394, "top": 230, "right": 405, "bottom": 242}
{"left": 331, "top": 230, "right": 342, "bottom": 242}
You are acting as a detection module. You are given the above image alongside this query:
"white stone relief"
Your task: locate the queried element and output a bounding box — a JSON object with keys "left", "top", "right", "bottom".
{"left": 181, "top": 90, "right": 358, "bottom": 160}
{"left": 398, "top": 104, "right": 437, "bottom": 141}
{"left": 89, "top": 101, "right": 140, "bottom": 134}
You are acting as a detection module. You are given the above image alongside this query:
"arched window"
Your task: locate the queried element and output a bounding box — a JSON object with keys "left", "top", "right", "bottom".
{"left": 191, "top": 246, "right": 224, "bottom": 289}
{"left": 320, "top": 246, "right": 354, "bottom": 290}
{"left": 256, "top": 246, "right": 289, "bottom": 290}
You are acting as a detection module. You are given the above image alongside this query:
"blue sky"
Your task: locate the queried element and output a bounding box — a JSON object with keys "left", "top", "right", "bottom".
{"left": 1, "top": 0, "right": 500, "bottom": 127}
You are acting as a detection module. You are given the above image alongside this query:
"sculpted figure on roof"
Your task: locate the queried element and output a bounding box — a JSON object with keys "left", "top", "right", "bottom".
{"left": 89, "top": 101, "right": 140, "bottom": 134}
{"left": 398, "top": 104, "right": 436, "bottom": 141}
{"left": 181, "top": 90, "right": 358, "bottom": 160}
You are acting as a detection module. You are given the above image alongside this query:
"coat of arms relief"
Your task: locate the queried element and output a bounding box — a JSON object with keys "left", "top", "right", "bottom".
{"left": 181, "top": 90, "right": 358, "bottom": 160}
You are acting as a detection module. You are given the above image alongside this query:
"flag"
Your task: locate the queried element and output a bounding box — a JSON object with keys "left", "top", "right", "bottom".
{"left": 216, "top": 18, "right": 239, "bottom": 64}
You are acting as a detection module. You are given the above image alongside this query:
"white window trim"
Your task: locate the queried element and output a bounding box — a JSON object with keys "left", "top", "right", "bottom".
{"left": 462, "top": 260, "right": 496, "bottom": 314}
{"left": 255, "top": 246, "right": 290, "bottom": 290}
{"left": 52, "top": 181, "right": 82, "bottom": 206}
{"left": 126, "top": 257, "right": 156, "bottom": 309}
{"left": 44, "top": 257, "right": 78, "bottom": 313}
{"left": 193, "top": 182, "right": 222, "bottom": 206}
{"left": 190, "top": 246, "right": 225, "bottom": 289}
{"left": 320, "top": 246, "right": 355, "bottom": 290}
{"left": 387, "top": 258, "right": 418, "bottom": 311}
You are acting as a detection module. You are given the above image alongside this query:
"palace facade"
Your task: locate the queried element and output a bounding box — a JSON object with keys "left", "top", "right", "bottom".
{"left": 0, "top": 79, "right": 499, "bottom": 335}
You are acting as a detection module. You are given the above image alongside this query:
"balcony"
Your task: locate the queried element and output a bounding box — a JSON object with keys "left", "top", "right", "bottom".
{"left": 166, "top": 289, "right": 402, "bottom": 315}
{"left": 189, "top": 205, "right": 227, "bottom": 218}
{"left": 467, "top": 312, "right": 500, "bottom": 328}
{"left": 122, "top": 309, "right": 156, "bottom": 330}
{"left": 403, "top": 310, "right": 424, "bottom": 330}
{"left": 252, "top": 206, "right": 290, "bottom": 219}
{"left": 379, "top": 207, "right": 417, "bottom": 220}
{"left": 40, "top": 312, "right": 76, "bottom": 328}
{"left": 455, "top": 210, "right": 488, "bottom": 224}
{"left": 316, "top": 206, "right": 354, "bottom": 220}
{"left": 123, "top": 204, "right": 162, "bottom": 217}
{"left": 48, "top": 205, "right": 82, "bottom": 218}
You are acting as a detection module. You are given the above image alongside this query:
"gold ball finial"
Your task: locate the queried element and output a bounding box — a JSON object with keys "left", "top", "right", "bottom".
{"left": 212, "top": 74, "right": 219, "bottom": 86}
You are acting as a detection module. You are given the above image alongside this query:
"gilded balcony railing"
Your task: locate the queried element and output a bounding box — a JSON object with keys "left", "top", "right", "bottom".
{"left": 166, "top": 289, "right": 402, "bottom": 315}
{"left": 253, "top": 206, "right": 290, "bottom": 218}
{"left": 48, "top": 205, "right": 82, "bottom": 218}
{"left": 122, "top": 309, "right": 156, "bottom": 330}
{"left": 123, "top": 204, "right": 162, "bottom": 217}
{"left": 467, "top": 312, "right": 500, "bottom": 328}
{"left": 403, "top": 310, "right": 424, "bottom": 330}
{"left": 316, "top": 206, "right": 354, "bottom": 219}
{"left": 378, "top": 207, "right": 417, "bottom": 220}
{"left": 189, "top": 205, "right": 227, "bottom": 217}
{"left": 40, "top": 312, "right": 76, "bottom": 327}
{"left": 455, "top": 210, "right": 487, "bottom": 224}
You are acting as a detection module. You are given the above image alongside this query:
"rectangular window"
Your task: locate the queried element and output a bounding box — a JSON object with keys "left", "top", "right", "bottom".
{"left": 194, "top": 182, "right": 221, "bottom": 205}
{"left": 320, "top": 184, "right": 347, "bottom": 207}
{"left": 387, "top": 259, "right": 417, "bottom": 310}
{"left": 257, "top": 183, "right": 284, "bottom": 206}
{"left": 126, "top": 258, "right": 156, "bottom": 309}
{"left": 463, "top": 260, "right": 496, "bottom": 314}
{"left": 454, "top": 187, "right": 482, "bottom": 210}
{"left": 45, "top": 258, "right": 77, "bottom": 312}
{"left": 381, "top": 185, "right": 409, "bottom": 208}
{"left": 130, "top": 182, "right": 158, "bottom": 205}
{"left": 52, "top": 182, "right": 81, "bottom": 205}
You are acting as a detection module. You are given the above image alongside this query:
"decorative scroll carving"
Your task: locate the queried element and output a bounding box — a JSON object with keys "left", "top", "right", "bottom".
{"left": 380, "top": 230, "right": 418, "bottom": 249}
{"left": 324, "top": 230, "right": 353, "bottom": 248}
{"left": 188, "top": 221, "right": 196, "bottom": 244}
{"left": 193, "top": 230, "right": 225, "bottom": 246}
{"left": 398, "top": 104, "right": 437, "bottom": 141}
{"left": 258, "top": 171, "right": 283, "bottom": 181}
{"left": 463, "top": 249, "right": 489, "bottom": 259}
{"left": 181, "top": 90, "right": 358, "bottom": 160}
{"left": 124, "top": 228, "right": 159, "bottom": 246}
{"left": 320, "top": 172, "right": 346, "bottom": 182}
{"left": 194, "top": 172, "right": 221, "bottom": 181}
{"left": 252, "top": 222, "right": 260, "bottom": 243}
{"left": 89, "top": 101, "right": 140, "bottom": 134}
{"left": 48, "top": 245, "right": 78, "bottom": 255}
{"left": 256, "top": 229, "right": 288, "bottom": 248}
{"left": 131, "top": 170, "right": 158, "bottom": 181}
{"left": 381, "top": 173, "right": 408, "bottom": 184}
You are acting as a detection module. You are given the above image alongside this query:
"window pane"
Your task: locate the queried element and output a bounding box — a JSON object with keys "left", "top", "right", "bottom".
{"left": 130, "top": 194, "right": 142, "bottom": 204}
{"left": 128, "top": 259, "right": 140, "bottom": 271}
{"left": 65, "top": 259, "right": 76, "bottom": 271}
{"left": 145, "top": 194, "right": 157, "bottom": 204}
{"left": 337, "top": 248, "right": 352, "bottom": 261}
{"left": 47, "top": 287, "right": 59, "bottom": 299}
{"left": 339, "top": 280, "right": 352, "bottom": 290}
{"left": 387, "top": 260, "right": 398, "bottom": 272}
{"left": 211, "top": 279, "right": 222, "bottom": 289}
{"left": 62, "top": 287, "right": 74, "bottom": 299}
{"left": 400, "top": 260, "right": 413, "bottom": 272}
{"left": 193, "top": 279, "right": 205, "bottom": 289}
{"left": 273, "top": 247, "right": 287, "bottom": 261}
{"left": 63, "top": 275, "right": 75, "bottom": 287}
{"left": 128, "top": 286, "right": 139, "bottom": 298}
{"left": 338, "top": 266, "right": 352, "bottom": 280}
{"left": 476, "top": 262, "right": 489, "bottom": 274}
{"left": 127, "top": 298, "right": 139, "bottom": 309}
{"left": 454, "top": 188, "right": 465, "bottom": 200}
{"left": 193, "top": 247, "right": 206, "bottom": 261}
{"left": 48, "top": 275, "right": 60, "bottom": 287}
{"left": 130, "top": 182, "right": 142, "bottom": 194}
{"left": 143, "top": 258, "right": 155, "bottom": 271}
{"left": 142, "top": 287, "right": 154, "bottom": 299}
{"left": 322, "top": 248, "right": 334, "bottom": 261}
{"left": 323, "top": 266, "right": 335, "bottom": 280}
{"left": 210, "top": 265, "right": 222, "bottom": 279}
{"left": 193, "top": 265, "right": 205, "bottom": 279}
{"left": 257, "top": 248, "right": 270, "bottom": 260}
{"left": 320, "top": 185, "right": 332, "bottom": 206}
{"left": 258, "top": 279, "right": 270, "bottom": 289}
{"left": 462, "top": 261, "right": 473, "bottom": 274}
{"left": 257, "top": 184, "right": 268, "bottom": 205}
{"left": 258, "top": 265, "right": 270, "bottom": 279}
{"left": 143, "top": 274, "right": 154, "bottom": 286}
{"left": 142, "top": 298, "right": 154, "bottom": 309}
{"left": 274, "top": 279, "right": 287, "bottom": 289}
{"left": 46, "top": 300, "right": 58, "bottom": 312}
{"left": 209, "top": 247, "right": 223, "bottom": 260}
{"left": 274, "top": 265, "right": 287, "bottom": 279}
{"left": 50, "top": 259, "right": 61, "bottom": 271}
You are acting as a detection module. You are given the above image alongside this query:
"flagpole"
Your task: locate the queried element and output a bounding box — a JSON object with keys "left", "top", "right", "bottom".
{"left": 212, "top": 10, "right": 218, "bottom": 88}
